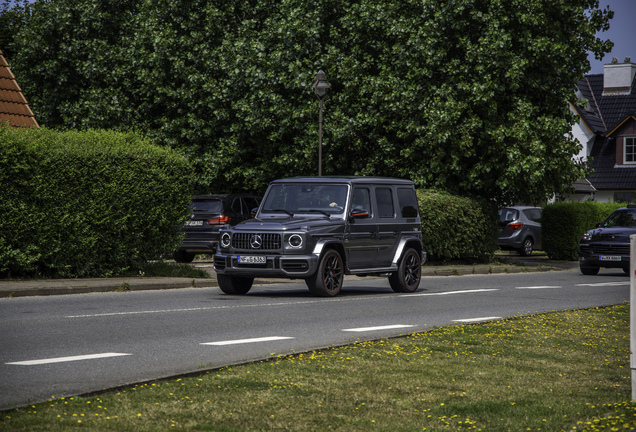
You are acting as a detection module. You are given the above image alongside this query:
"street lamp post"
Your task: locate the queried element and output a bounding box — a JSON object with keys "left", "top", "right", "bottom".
{"left": 312, "top": 70, "right": 330, "bottom": 177}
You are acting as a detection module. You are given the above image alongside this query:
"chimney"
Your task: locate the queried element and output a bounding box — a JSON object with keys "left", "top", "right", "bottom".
{"left": 603, "top": 57, "right": 636, "bottom": 95}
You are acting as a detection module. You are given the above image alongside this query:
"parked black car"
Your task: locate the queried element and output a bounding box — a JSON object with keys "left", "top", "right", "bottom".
{"left": 579, "top": 205, "right": 636, "bottom": 275}
{"left": 497, "top": 206, "right": 542, "bottom": 256}
{"left": 173, "top": 194, "right": 262, "bottom": 263}
{"left": 214, "top": 176, "right": 426, "bottom": 297}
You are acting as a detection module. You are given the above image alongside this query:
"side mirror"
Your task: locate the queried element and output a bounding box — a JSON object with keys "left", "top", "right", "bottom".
{"left": 350, "top": 208, "right": 370, "bottom": 219}
{"left": 251, "top": 208, "right": 259, "bottom": 217}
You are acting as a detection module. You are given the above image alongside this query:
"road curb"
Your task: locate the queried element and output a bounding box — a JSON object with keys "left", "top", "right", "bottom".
{"left": 0, "top": 259, "right": 577, "bottom": 298}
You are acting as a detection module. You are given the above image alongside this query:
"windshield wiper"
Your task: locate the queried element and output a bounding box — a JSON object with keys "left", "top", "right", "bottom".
{"left": 267, "top": 209, "right": 294, "bottom": 217}
{"left": 304, "top": 209, "right": 331, "bottom": 218}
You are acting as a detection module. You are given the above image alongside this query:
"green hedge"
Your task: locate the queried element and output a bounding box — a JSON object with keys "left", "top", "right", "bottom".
{"left": 0, "top": 125, "right": 194, "bottom": 278}
{"left": 417, "top": 189, "right": 498, "bottom": 263}
{"left": 542, "top": 201, "right": 624, "bottom": 261}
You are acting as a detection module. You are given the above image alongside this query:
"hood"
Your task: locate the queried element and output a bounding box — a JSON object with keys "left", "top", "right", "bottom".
{"left": 232, "top": 216, "right": 345, "bottom": 232}
{"left": 589, "top": 226, "right": 636, "bottom": 242}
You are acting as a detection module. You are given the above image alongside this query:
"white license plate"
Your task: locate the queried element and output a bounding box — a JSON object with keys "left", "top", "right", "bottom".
{"left": 185, "top": 220, "right": 203, "bottom": 227}
{"left": 238, "top": 256, "right": 266, "bottom": 264}
{"left": 600, "top": 255, "right": 622, "bottom": 261}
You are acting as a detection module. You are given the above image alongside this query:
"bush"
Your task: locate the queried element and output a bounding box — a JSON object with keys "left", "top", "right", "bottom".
{"left": 417, "top": 189, "right": 498, "bottom": 262}
{"left": 541, "top": 201, "right": 624, "bottom": 261}
{"left": 0, "top": 125, "right": 194, "bottom": 278}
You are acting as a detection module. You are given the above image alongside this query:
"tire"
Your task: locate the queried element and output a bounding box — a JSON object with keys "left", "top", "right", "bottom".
{"left": 517, "top": 238, "right": 533, "bottom": 257}
{"left": 305, "top": 249, "right": 344, "bottom": 297}
{"left": 173, "top": 250, "right": 195, "bottom": 263}
{"left": 389, "top": 248, "right": 421, "bottom": 293}
{"left": 580, "top": 265, "right": 599, "bottom": 276}
{"left": 217, "top": 274, "right": 254, "bottom": 295}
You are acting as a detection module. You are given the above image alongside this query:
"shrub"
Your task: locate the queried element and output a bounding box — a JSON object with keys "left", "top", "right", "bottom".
{"left": 417, "top": 189, "right": 498, "bottom": 262}
{"left": 0, "top": 125, "right": 194, "bottom": 277}
{"left": 541, "top": 201, "right": 624, "bottom": 261}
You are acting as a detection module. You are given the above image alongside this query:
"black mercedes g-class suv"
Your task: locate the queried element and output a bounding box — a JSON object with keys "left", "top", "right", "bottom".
{"left": 214, "top": 177, "right": 426, "bottom": 296}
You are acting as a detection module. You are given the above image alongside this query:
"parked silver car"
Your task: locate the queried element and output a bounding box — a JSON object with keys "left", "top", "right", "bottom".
{"left": 497, "top": 206, "right": 542, "bottom": 256}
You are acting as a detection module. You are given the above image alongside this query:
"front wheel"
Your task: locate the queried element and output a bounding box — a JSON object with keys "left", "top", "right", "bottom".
{"left": 389, "top": 248, "right": 421, "bottom": 293}
{"left": 579, "top": 265, "right": 599, "bottom": 276}
{"left": 217, "top": 274, "right": 254, "bottom": 295}
{"left": 306, "top": 249, "right": 344, "bottom": 297}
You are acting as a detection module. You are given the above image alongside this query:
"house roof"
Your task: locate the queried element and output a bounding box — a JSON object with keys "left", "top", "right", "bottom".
{"left": 586, "top": 136, "right": 636, "bottom": 189}
{"left": 576, "top": 73, "right": 636, "bottom": 137}
{"left": 575, "top": 66, "right": 636, "bottom": 191}
{"left": 0, "top": 49, "right": 39, "bottom": 128}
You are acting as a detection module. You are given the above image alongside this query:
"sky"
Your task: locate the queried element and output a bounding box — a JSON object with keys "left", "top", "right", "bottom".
{"left": 588, "top": 0, "right": 636, "bottom": 75}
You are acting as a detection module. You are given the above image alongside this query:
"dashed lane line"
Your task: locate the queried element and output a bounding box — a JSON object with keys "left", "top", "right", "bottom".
{"left": 200, "top": 336, "right": 295, "bottom": 346}
{"left": 342, "top": 324, "right": 415, "bottom": 332}
{"left": 6, "top": 352, "right": 132, "bottom": 366}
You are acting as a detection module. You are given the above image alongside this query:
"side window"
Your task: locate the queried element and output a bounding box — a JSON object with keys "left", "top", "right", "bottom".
{"left": 351, "top": 188, "right": 371, "bottom": 213}
{"left": 231, "top": 197, "right": 243, "bottom": 214}
{"left": 397, "top": 188, "right": 418, "bottom": 218}
{"left": 375, "top": 187, "right": 395, "bottom": 218}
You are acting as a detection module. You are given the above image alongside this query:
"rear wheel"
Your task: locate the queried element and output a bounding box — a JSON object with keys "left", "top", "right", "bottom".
{"left": 389, "top": 248, "right": 421, "bottom": 293}
{"left": 306, "top": 249, "right": 344, "bottom": 297}
{"left": 173, "top": 250, "right": 196, "bottom": 263}
{"left": 579, "top": 264, "right": 599, "bottom": 276}
{"left": 517, "top": 238, "right": 533, "bottom": 256}
{"left": 217, "top": 274, "right": 254, "bottom": 295}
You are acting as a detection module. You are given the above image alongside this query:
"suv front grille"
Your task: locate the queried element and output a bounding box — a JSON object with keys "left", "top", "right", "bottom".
{"left": 232, "top": 233, "right": 282, "bottom": 250}
{"left": 589, "top": 244, "right": 630, "bottom": 255}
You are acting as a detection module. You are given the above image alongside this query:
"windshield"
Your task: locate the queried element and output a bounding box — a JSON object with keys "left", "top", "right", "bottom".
{"left": 261, "top": 183, "right": 349, "bottom": 216}
{"left": 602, "top": 209, "right": 636, "bottom": 227}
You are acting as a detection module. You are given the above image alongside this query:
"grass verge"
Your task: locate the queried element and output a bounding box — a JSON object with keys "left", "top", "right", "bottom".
{"left": 2, "top": 304, "right": 634, "bottom": 431}
{"left": 125, "top": 261, "right": 210, "bottom": 279}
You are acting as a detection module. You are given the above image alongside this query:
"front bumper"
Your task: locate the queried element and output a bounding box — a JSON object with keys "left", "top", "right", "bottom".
{"left": 214, "top": 252, "right": 320, "bottom": 278}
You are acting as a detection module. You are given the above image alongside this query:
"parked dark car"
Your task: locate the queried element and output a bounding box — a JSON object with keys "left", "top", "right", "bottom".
{"left": 497, "top": 206, "right": 542, "bottom": 256}
{"left": 214, "top": 177, "right": 426, "bottom": 297}
{"left": 173, "top": 194, "right": 262, "bottom": 263}
{"left": 579, "top": 205, "right": 636, "bottom": 275}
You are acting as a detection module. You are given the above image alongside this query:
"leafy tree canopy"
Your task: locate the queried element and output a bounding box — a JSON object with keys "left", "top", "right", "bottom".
{"left": 4, "top": 0, "right": 613, "bottom": 204}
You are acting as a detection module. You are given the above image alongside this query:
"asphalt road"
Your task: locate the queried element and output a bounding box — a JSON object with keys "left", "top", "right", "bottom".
{"left": 0, "top": 268, "right": 629, "bottom": 411}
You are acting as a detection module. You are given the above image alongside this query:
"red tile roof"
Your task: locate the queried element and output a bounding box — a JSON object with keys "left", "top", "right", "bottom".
{"left": 0, "top": 49, "right": 39, "bottom": 127}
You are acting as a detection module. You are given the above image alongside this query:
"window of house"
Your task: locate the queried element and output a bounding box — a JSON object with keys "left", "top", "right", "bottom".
{"left": 624, "top": 137, "right": 636, "bottom": 164}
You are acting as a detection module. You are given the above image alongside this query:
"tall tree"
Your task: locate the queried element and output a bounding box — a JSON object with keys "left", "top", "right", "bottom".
{"left": 8, "top": 0, "right": 613, "bottom": 204}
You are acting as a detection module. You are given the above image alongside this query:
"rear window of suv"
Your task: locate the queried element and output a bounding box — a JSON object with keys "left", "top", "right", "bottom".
{"left": 192, "top": 200, "right": 223, "bottom": 213}
{"left": 397, "top": 187, "right": 418, "bottom": 218}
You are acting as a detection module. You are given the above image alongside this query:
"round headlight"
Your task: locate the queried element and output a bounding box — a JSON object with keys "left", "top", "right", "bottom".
{"left": 582, "top": 232, "right": 592, "bottom": 241}
{"left": 221, "top": 232, "right": 231, "bottom": 248}
{"left": 288, "top": 234, "right": 303, "bottom": 248}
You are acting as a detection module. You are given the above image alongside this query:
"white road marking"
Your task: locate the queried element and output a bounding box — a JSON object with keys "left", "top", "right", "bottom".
{"left": 406, "top": 289, "right": 498, "bottom": 297}
{"left": 576, "top": 282, "right": 630, "bottom": 287}
{"left": 516, "top": 286, "right": 562, "bottom": 289}
{"left": 454, "top": 317, "right": 502, "bottom": 323}
{"left": 201, "top": 336, "right": 294, "bottom": 346}
{"left": 342, "top": 324, "right": 415, "bottom": 332}
{"left": 6, "top": 352, "right": 132, "bottom": 366}
{"left": 65, "top": 299, "right": 343, "bottom": 318}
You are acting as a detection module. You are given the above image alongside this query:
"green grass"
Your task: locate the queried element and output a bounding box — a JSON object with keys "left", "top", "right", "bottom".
{"left": 2, "top": 304, "right": 634, "bottom": 431}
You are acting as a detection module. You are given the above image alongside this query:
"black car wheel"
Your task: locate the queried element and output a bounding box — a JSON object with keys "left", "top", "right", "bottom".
{"left": 580, "top": 264, "right": 600, "bottom": 276}
{"left": 389, "top": 248, "right": 421, "bottom": 293}
{"left": 173, "top": 250, "right": 196, "bottom": 263}
{"left": 217, "top": 274, "right": 254, "bottom": 295}
{"left": 518, "top": 238, "right": 533, "bottom": 257}
{"left": 306, "top": 249, "right": 343, "bottom": 297}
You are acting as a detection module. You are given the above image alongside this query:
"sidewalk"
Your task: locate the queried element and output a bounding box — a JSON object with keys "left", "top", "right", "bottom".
{"left": 0, "top": 255, "right": 578, "bottom": 298}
